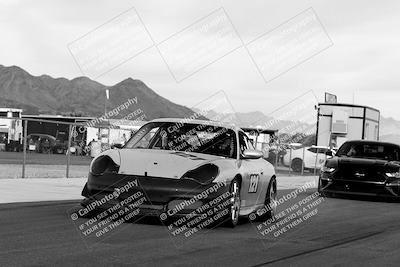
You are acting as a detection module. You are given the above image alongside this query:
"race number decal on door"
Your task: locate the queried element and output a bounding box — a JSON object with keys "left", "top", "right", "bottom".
{"left": 248, "top": 174, "right": 259, "bottom": 193}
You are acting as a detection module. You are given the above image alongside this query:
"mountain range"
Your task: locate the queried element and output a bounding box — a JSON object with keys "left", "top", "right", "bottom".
{"left": 379, "top": 117, "right": 400, "bottom": 145}
{"left": 0, "top": 64, "right": 196, "bottom": 120}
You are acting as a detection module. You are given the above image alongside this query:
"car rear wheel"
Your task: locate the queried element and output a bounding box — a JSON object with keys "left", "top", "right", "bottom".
{"left": 257, "top": 177, "right": 277, "bottom": 221}
{"left": 291, "top": 158, "right": 303, "bottom": 173}
{"left": 225, "top": 179, "right": 241, "bottom": 227}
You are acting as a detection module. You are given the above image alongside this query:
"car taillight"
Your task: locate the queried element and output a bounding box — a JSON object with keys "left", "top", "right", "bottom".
{"left": 90, "top": 155, "right": 120, "bottom": 175}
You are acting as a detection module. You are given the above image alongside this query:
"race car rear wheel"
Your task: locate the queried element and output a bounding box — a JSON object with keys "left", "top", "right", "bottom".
{"left": 258, "top": 177, "right": 277, "bottom": 221}
{"left": 225, "top": 179, "right": 241, "bottom": 227}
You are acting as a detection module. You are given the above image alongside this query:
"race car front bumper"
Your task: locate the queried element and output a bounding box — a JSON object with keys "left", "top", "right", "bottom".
{"left": 80, "top": 172, "right": 231, "bottom": 218}
{"left": 319, "top": 173, "right": 400, "bottom": 197}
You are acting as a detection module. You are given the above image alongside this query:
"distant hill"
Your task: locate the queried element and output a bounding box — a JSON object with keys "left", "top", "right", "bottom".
{"left": 379, "top": 116, "right": 400, "bottom": 145}
{"left": 380, "top": 134, "right": 400, "bottom": 145}
{"left": 380, "top": 116, "right": 400, "bottom": 135}
{"left": 0, "top": 64, "right": 198, "bottom": 119}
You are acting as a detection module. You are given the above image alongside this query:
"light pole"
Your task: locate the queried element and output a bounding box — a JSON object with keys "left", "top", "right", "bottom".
{"left": 104, "top": 89, "right": 109, "bottom": 115}
{"left": 104, "top": 89, "right": 110, "bottom": 147}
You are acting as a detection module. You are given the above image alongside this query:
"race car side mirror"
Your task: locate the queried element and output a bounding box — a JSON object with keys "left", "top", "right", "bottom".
{"left": 242, "top": 149, "right": 263, "bottom": 159}
{"left": 325, "top": 150, "right": 333, "bottom": 156}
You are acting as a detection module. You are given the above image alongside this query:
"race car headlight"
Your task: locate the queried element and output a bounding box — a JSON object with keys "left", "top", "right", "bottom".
{"left": 385, "top": 171, "right": 400, "bottom": 178}
{"left": 321, "top": 165, "right": 336, "bottom": 173}
{"left": 90, "top": 155, "right": 120, "bottom": 175}
{"left": 181, "top": 164, "right": 219, "bottom": 184}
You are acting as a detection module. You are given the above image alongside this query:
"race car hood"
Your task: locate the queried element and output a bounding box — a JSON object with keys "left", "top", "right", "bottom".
{"left": 117, "top": 149, "right": 222, "bottom": 179}
{"left": 335, "top": 157, "right": 400, "bottom": 168}
{"left": 326, "top": 157, "right": 400, "bottom": 176}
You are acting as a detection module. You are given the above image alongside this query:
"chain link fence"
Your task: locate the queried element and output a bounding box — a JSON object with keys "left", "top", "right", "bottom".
{"left": 263, "top": 142, "right": 332, "bottom": 176}
{"left": 0, "top": 116, "right": 330, "bottom": 178}
{"left": 0, "top": 117, "right": 120, "bottom": 178}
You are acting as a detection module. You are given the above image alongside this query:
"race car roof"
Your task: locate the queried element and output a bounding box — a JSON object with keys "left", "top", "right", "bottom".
{"left": 345, "top": 139, "right": 400, "bottom": 147}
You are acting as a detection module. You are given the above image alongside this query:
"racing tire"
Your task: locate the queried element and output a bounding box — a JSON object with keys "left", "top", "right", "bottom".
{"left": 224, "top": 178, "right": 241, "bottom": 228}
{"left": 257, "top": 177, "right": 277, "bottom": 221}
{"left": 291, "top": 158, "right": 303, "bottom": 173}
{"left": 318, "top": 177, "right": 332, "bottom": 198}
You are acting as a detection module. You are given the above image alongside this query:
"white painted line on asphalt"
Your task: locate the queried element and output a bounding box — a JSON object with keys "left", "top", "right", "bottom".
{"left": 0, "top": 178, "right": 87, "bottom": 204}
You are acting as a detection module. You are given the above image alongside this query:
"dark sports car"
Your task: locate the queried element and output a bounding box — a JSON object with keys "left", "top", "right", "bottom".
{"left": 318, "top": 140, "right": 400, "bottom": 198}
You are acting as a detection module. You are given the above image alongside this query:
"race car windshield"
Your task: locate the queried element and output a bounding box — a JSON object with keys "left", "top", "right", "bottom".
{"left": 124, "top": 122, "right": 237, "bottom": 158}
{"left": 336, "top": 142, "right": 400, "bottom": 161}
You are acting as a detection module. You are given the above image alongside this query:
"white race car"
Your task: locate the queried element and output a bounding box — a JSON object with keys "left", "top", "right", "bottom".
{"left": 81, "top": 118, "right": 277, "bottom": 227}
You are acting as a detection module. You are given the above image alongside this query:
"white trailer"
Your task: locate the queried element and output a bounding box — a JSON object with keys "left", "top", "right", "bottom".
{"left": 86, "top": 119, "right": 146, "bottom": 157}
{"left": 316, "top": 103, "right": 380, "bottom": 149}
{"left": 0, "top": 108, "right": 23, "bottom": 151}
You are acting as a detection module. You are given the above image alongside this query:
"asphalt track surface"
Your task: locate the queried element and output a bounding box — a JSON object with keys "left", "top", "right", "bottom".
{"left": 1, "top": 189, "right": 400, "bottom": 267}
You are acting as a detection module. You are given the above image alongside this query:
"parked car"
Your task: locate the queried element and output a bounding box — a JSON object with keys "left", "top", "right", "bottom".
{"left": 27, "top": 134, "right": 56, "bottom": 153}
{"left": 319, "top": 140, "right": 400, "bottom": 198}
{"left": 53, "top": 131, "right": 68, "bottom": 154}
{"left": 283, "top": 145, "right": 333, "bottom": 172}
{"left": 80, "top": 118, "right": 277, "bottom": 227}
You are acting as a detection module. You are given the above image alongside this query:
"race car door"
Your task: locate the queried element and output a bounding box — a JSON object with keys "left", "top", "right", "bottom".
{"left": 238, "top": 132, "right": 268, "bottom": 208}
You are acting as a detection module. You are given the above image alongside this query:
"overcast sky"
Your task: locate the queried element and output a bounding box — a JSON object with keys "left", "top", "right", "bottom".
{"left": 1, "top": 0, "right": 399, "bottom": 119}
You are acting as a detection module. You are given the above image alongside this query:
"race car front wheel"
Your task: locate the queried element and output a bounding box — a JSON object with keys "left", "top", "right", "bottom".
{"left": 225, "top": 179, "right": 241, "bottom": 227}
{"left": 318, "top": 178, "right": 333, "bottom": 198}
{"left": 291, "top": 158, "right": 303, "bottom": 173}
